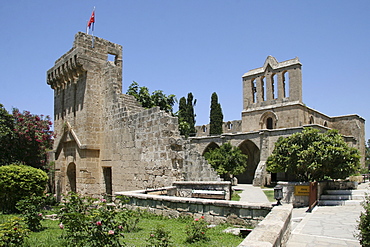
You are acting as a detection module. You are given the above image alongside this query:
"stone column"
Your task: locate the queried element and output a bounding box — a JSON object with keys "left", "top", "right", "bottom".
{"left": 277, "top": 72, "right": 285, "bottom": 99}
{"left": 266, "top": 73, "right": 273, "bottom": 101}
{"left": 257, "top": 77, "right": 264, "bottom": 103}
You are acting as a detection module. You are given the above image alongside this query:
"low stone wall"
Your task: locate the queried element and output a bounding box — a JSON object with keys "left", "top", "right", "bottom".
{"left": 238, "top": 204, "right": 293, "bottom": 247}
{"left": 172, "top": 181, "right": 232, "bottom": 200}
{"left": 116, "top": 190, "right": 272, "bottom": 226}
{"left": 279, "top": 180, "right": 359, "bottom": 208}
{"left": 278, "top": 181, "right": 310, "bottom": 207}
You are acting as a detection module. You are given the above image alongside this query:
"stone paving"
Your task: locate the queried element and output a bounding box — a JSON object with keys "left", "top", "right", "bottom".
{"left": 287, "top": 205, "right": 362, "bottom": 246}
{"left": 286, "top": 182, "right": 369, "bottom": 247}
{"left": 235, "top": 183, "right": 368, "bottom": 246}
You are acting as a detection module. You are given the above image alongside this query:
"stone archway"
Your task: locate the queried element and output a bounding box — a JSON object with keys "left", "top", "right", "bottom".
{"left": 236, "top": 140, "right": 260, "bottom": 184}
{"left": 67, "top": 162, "right": 77, "bottom": 192}
{"left": 202, "top": 142, "right": 220, "bottom": 156}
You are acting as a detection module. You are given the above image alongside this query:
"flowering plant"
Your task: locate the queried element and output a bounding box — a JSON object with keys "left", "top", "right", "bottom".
{"left": 16, "top": 195, "right": 46, "bottom": 231}
{"left": 185, "top": 216, "right": 209, "bottom": 243}
{"left": 58, "top": 192, "right": 137, "bottom": 246}
{"left": 146, "top": 224, "right": 173, "bottom": 247}
{"left": 0, "top": 217, "right": 29, "bottom": 246}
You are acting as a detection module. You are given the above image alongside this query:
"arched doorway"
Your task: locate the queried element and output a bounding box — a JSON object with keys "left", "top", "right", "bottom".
{"left": 67, "top": 163, "right": 77, "bottom": 192}
{"left": 202, "top": 142, "right": 220, "bottom": 156}
{"left": 236, "top": 140, "right": 260, "bottom": 184}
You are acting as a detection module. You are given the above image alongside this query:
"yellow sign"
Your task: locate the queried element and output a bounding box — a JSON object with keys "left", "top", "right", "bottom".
{"left": 295, "top": 185, "right": 310, "bottom": 196}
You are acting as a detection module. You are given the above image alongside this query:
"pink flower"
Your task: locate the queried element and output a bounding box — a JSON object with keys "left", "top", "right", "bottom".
{"left": 108, "top": 230, "right": 114, "bottom": 235}
{"left": 101, "top": 199, "right": 107, "bottom": 202}
{"left": 201, "top": 232, "right": 205, "bottom": 234}
{"left": 150, "top": 234, "right": 155, "bottom": 237}
{"left": 59, "top": 223, "right": 64, "bottom": 229}
{"left": 118, "top": 225, "right": 123, "bottom": 229}
{"left": 194, "top": 218, "right": 199, "bottom": 221}
{"left": 200, "top": 216, "right": 205, "bottom": 219}
{"left": 38, "top": 213, "right": 43, "bottom": 217}
{"left": 96, "top": 221, "right": 102, "bottom": 226}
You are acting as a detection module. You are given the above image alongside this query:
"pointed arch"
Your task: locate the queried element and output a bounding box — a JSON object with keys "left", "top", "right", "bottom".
{"left": 260, "top": 111, "right": 278, "bottom": 130}
{"left": 202, "top": 142, "right": 220, "bottom": 156}
{"left": 67, "top": 162, "right": 77, "bottom": 192}
{"left": 236, "top": 140, "right": 260, "bottom": 184}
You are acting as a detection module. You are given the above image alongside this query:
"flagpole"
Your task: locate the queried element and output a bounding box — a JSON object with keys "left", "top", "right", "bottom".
{"left": 91, "top": 7, "right": 95, "bottom": 48}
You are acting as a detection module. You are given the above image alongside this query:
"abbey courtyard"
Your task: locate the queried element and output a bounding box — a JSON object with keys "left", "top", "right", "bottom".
{"left": 47, "top": 32, "right": 365, "bottom": 197}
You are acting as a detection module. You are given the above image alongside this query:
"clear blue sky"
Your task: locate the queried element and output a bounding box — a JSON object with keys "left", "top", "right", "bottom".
{"left": 1, "top": 1, "right": 369, "bottom": 140}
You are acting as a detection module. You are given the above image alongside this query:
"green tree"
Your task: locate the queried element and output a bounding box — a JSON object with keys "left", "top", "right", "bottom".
{"left": 12, "top": 109, "right": 54, "bottom": 169}
{"left": 266, "top": 128, "right": 360, "bottom": 182}
{"left": 357, "top": 195, "right": 370, "bottom": 246}
{"left": 204, "top": 142, "right": 248, "bottom": 180}
{"left": 209, "top": 92, "right": 223, "bottom": 135}
{"left": 0, "top": 164, "right": 48, "bottom": 213}
{"left": 0, "top": 105, "right": 53, "bottom": 170}
{"left": 0, "top": 104, "right": 15, "bottom": 166}
{"left": 186, "top": 93, "right": 196, "bottom": 136}
{"left": 177, "top": 93, "right": 197, "bottom": 138}
{"left": 126, "top": 81, "right": 176, "bottom": 113}
{"left": 177, "top": 97, "right": 190, "bottom": 137}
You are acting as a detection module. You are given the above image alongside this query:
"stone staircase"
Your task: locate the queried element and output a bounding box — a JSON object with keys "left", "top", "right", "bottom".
{"left": 318, "top": 188, "right": 367, "bottom": 206}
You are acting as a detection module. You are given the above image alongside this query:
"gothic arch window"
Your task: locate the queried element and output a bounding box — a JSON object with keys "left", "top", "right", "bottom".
{"left": 266, "top": 117, "right": 273, "bottom": 129}
{"left": 260, "top": 111, "right": 278, "bottom": 130}
{"left": 261, "top": 76, "right": 266, "bottom": 101}
{"left": 202, "top": 125, "right": 207, "bottom": 133}
{"left": 309, "top": 116, "right": 314, "bottom": 124}
{"left": 282, "top": 71, "right": 290, "bottom": 98}
{"left": 272, "top": 73, "right": 278, "bottom": 99}
{"left": 67, "top": 162, "right": 77, "bottom": 192}
{"left": 227, "top": 121, "right": 233, "bottom": 130}
{"left": 251, "top": 79, "right": 257, "bottom": 103}
{"left": 323, "top": 121, "right": 328, "bottom": 127}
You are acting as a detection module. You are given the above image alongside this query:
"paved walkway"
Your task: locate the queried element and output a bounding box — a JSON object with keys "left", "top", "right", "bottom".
{"left": 286, "top": 182, "right": 369, "bottom": 247}
{"left": 233, "top": 184, "right": 271, "bottom": 203}
{"left": 234, "top": 183, "right": 367, "bottom": 246}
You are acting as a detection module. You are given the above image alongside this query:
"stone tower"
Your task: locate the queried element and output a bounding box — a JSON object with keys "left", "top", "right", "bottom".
{"left": 47, "top": 33, "right": 219, "bottom": 196}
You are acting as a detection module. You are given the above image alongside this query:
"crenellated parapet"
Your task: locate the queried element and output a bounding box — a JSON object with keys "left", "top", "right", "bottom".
{"left": 47, "top": 49, "right": 85, "bottom": 89}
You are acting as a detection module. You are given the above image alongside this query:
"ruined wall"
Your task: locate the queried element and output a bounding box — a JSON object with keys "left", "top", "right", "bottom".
{"left": 48, "top": 32, "right": 219, "bottom": 197}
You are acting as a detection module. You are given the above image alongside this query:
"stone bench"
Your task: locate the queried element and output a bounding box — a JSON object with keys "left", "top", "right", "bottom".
{"left": 191, "top": 189, "right": 226, "bottom": 200}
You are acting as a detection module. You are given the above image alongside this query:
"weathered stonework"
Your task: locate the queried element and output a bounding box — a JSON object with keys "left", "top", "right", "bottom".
{"left": 194, "top": 56, "right": 365, "bottom": 185}
{"left": 47, "top": 33, "right": 219, "bottom": 197}
{"left": 48, "top": 33, "right": 365, "bottom": 195}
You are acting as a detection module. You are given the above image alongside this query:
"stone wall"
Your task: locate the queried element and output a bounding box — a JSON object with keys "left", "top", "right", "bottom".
{"left": 172, "top": 181, "right": 232, "bottom": 200}
{"left": 47, "top": 32, "right": 220, "bottom": 197}
{"left": 116, "top": 190, "right": 272, "bottom": 227}
{"left": 238, "top": 204, "right": 293, "bottom": 247}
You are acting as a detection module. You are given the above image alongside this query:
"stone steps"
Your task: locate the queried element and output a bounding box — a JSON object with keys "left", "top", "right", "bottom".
{"left": 318, "top": 189, "right": 366, "bottom": 206}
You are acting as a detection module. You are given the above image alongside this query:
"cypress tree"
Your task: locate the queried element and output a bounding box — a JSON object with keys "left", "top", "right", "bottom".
{"left": 209, "top": 92, "right": 223, "bottom": 135}
{"left": 186, "top": 93, "right": 196, "bottom": 136}
{"left": 177, "top": 93, "right": 196, "bottom": 138}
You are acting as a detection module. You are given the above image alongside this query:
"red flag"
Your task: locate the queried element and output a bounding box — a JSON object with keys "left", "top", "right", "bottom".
{"left": 87, "top": 10, "right": 95, "bottom": 28}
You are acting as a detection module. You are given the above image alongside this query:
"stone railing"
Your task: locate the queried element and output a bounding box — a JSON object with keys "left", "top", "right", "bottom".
{"left": 116, "top": 189, "right": 272, "bottom": 226}
{"left": 238, "top": 204, "right": 293, "bottom": 247}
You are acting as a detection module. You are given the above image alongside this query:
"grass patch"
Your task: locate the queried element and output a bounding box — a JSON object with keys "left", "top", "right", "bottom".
{"left": 1, "top": 212, "right": 244, "bottom": 247}
{"left": 262, "top": 190, "right": 276, "bottom": 202}
{"left": 231, "top": 190, "right": 242, "bottom": 201}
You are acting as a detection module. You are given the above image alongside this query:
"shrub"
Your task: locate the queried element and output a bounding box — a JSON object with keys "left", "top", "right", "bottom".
{"left": 0, "top": 217, "right": 29, "bottom": 246}
{"left": 357, "top": 195, "right": 370, "bottom": 246}
{"left": 16, "top": 195, "right": 46, "bottom": 231}
{"left": 0, "top": 164, "right": 48, "bottom": 213}
{"left": 58, "top": 192, "right": 139, "bottom": 246}
{"left": 185, "top": 216, "right": 209, "bottom": 243}
{"left": 146, "top": 224, "right": 173, "bottom": 247}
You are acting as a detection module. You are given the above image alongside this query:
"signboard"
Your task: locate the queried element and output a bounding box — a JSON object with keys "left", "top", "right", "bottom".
{"left": 295, "top": 185, "right": 310, "bottom": 196}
